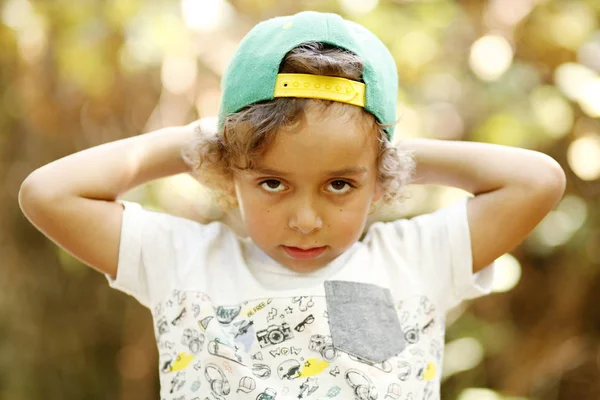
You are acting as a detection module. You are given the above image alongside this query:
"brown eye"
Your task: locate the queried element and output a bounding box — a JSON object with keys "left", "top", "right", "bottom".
{"left": 327, "top": 180, "right": 352, "bottom": 194}
{"left": 331, "top": 181, "right": 346, "bottom": 190}
{"left": 260, "top": 180, "right": 285, "bottom": 193}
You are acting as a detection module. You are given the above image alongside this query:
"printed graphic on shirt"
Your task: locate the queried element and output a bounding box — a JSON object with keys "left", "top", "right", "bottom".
{"left": 153, "top": 288, "right": 444, "bottom": 400}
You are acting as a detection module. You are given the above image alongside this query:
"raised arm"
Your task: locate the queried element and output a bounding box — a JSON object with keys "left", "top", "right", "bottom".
{"left": 400, "top": 138, "right": 566, "bottom": 273}
{"left": 18, "top": 122, "right": 198, "bottom": 278}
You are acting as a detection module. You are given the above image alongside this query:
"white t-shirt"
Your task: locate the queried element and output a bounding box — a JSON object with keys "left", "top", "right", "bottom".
{"left": 107, "top": 199, "right": 494, "bottom": 400}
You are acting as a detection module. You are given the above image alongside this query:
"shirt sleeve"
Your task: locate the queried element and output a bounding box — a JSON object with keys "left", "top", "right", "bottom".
{"left": 105, "top": 200, "right": 226, "bottom": 309}
{"left": 383, "top": 198, "right": 495, "bottom": 311}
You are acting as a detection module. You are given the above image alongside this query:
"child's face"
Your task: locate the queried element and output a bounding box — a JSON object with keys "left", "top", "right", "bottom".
{"left": 233, "top": 105, "right": 382, "bottom": 273}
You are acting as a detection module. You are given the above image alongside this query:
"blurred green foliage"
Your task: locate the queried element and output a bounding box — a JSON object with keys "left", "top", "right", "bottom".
{"left": 2, "top": 0, "right": 600, "bottom": 399}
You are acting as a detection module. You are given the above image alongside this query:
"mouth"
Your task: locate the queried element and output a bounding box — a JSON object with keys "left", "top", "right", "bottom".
{"left": 281, "top": 245, "right": 327, "bottom": 260}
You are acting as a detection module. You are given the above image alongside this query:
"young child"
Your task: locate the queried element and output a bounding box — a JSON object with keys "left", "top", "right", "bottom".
{"left": 19, "top": 11, "right": 565, "bottom": 400}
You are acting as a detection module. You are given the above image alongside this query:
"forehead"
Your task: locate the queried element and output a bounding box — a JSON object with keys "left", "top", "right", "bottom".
{"left": 257, "top": 104, "right": 379, "bottom": 174}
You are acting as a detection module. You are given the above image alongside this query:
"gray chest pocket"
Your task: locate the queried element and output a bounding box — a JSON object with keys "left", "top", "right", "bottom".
{"left": 324, "top": 280, "right": 406, "bottom": 363}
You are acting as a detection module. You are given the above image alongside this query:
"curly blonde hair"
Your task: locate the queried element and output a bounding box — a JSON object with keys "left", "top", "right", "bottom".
{"left": 182, "top": 42, "right": 414, "bottom": 210}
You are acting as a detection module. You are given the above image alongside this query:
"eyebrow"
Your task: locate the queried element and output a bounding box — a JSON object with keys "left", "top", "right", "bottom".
{"left": 253, "top": 166, "right": 368, "bottom": 177}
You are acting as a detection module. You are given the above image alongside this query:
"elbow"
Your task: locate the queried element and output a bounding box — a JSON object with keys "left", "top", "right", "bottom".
{"left": 530, "top": 155, "right": 566, "bottom": 208}
{"left": 18, "top": 173, "right": 42, "bottom": 217}
{"left": 18, "top": 171, "right": 57, "bottom": 218}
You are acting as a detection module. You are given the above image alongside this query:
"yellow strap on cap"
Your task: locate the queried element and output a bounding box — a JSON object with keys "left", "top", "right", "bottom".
{"left": 274, "top": 73, "right": 365, "bottom": 107}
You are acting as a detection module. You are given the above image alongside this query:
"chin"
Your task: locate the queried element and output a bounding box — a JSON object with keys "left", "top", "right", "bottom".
{"left": 283, "top": 261, "right": 328, "bottom": 273}
{"left": 277, "top": 251, "right": 338, "bottom": 273}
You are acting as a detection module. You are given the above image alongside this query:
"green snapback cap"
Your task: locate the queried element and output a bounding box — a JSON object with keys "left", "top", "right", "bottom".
{"left": 218, "top": 11, "right": 398, "bottom": 140}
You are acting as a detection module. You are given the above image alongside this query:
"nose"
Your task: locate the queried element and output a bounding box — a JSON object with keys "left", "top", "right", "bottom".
{"left": 288, "top": 201, "right": 323, "bottom": 234}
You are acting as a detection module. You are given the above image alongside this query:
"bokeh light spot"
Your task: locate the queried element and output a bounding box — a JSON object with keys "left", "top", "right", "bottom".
{"left": 396, "top": 30, "right": 439, "bottom": 69}
{"left": 578, "top": 77, "right": 600, "bottom": 118}
{"left": 181, "top": 0, "right": 233, "bottom": 32}
{"left": 531, "top": 195, "right": 589, "bottom": 249}
{"left": 458, "top": 388, "right": 502, "bottom": 400}
{"left": 554, "top": 63, "right": 597, "bottom": 101}
{"left": 443, "top": 337, "right": 484, "bottom": 379}
{"left": 339, "top": 0, "right": 378, "bottom": 15}
{"left": 469, "top": 35, "right": 513, "bottom": 81}
{"left": 567, "top": 133, "right": 600, "bottom": 181}
{"left": 161, "top": 55, "right": 198, "bottom": 94}
{"left": 549, "top": 2, "right": 597, "bottom": 50}
{"left": 492, "top": 254, "right": 521, "bottom": 293}
{"left": 530, "top": 85, "right": 573, "bottom": 139}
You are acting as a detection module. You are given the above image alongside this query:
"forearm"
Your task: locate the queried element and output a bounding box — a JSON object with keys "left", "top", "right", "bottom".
{"left": 400, "top": 138, "right": 565, "bottom": 195}
{"left": 22, "top": 123, "right": 197, "bottom": 202}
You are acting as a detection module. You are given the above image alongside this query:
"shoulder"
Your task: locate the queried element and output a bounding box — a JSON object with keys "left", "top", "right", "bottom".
{"left": 364, "top": 199, "right": 494, "bottom": 310}
{"left": 110, "top": 201, "right": 243, "bottom": 307}
{"left": 364, "top": 199, "right": 468, "bottom": 250}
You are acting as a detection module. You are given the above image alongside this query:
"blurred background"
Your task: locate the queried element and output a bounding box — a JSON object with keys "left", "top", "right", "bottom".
{"left": 2, "top": 0, "right": 600, "bottom": 399}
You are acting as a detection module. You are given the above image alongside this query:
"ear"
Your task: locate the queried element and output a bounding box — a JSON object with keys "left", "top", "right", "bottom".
{"left": 226, "top": 181, "right": 239, "bottom": 207}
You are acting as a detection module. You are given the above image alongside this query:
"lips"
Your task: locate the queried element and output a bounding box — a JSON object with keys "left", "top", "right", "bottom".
{"left": 281, "top": 245, "right": 327, "bottom": 260}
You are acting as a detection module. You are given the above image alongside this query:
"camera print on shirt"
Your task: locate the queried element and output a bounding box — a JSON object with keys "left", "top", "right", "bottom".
{"left": 152, "top": 287, "right": 444, "bottom": 400}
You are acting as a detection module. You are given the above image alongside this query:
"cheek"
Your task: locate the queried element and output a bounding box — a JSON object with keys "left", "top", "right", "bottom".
{"left": 329, "top": 203, "right": 369, "bottom": 237}
{"left": 239, "top": 197, "right": 265, "bottom": 222}
{"left": 237, "top": 193, "right": 281, "bottom": 232}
